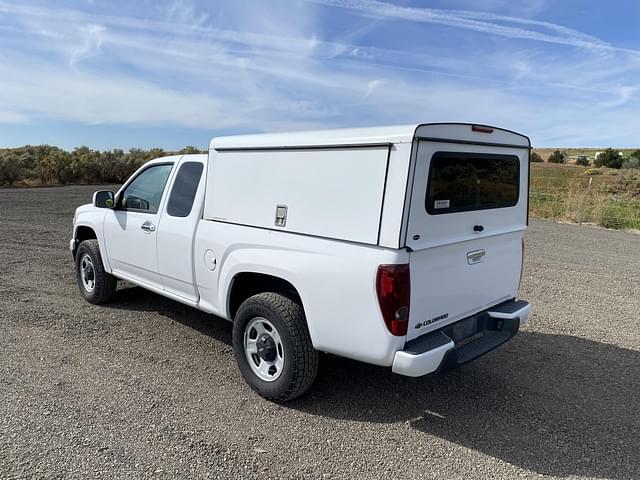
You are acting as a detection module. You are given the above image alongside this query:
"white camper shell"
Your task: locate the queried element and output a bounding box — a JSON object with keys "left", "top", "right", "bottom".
{"left": 72, "top": 123, "right": 532, "bottom": 401}
{"left": 206, "top": 124, "right": 530, "bottom": 338}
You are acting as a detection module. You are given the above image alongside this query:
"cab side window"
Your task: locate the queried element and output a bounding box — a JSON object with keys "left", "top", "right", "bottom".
{"left": 166, "top": 162, "right": 204, "bottom": 218}
{"left": 119, "top": 164, "right": 173, "bottom": 213}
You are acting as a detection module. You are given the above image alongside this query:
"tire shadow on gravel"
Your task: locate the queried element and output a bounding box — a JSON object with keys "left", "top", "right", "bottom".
{"left": 290, "top": 332, "right": 639, "bottom": 480}
{"left": 106, "top": 285, "right": 233, "bottom": 346}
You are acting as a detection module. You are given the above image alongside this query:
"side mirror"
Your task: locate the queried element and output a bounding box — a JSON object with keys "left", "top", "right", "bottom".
{"left": 93, "top": 190, "right": 115, "bottom": 209}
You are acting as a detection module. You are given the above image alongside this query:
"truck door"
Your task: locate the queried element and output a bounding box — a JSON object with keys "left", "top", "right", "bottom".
{"left": 155, "top": 158, "right": 205, "bottom": 302}
{"left": 103, "top": 163, "right": 174, "bottom": 289}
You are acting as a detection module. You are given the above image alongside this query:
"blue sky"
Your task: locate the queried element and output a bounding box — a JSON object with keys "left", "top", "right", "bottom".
{"left": 1, "top": 0, "right": 639, "bottom": 150}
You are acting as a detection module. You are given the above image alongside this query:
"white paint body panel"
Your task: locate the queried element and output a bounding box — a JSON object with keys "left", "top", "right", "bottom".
{"left": 205, "top": 146, "right": 390, "bottom": 245}
{"left": 414, "top": 124, "right": 529, "bottom": 148}
{"left": 407, "top": 232, "right": 523, "bottom": 341}
{"left": 405, "top": 141, "right": 529, "bottom": 250}
{"left": 103, "top": 209, "right": 165, "bottom": 288}
{"left": 71, "top": 124, "right": 531, "bottom": 372}
{"left": 193, "top": 220, "right": 407, "bottom": 365}
{"left": 156, "top": 155, "right": 207, "bottom": 301}
{"left": 72, "top": 204, "right": 111, "bottom": 270}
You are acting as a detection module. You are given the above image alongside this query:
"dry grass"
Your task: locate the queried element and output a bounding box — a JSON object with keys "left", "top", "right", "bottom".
{"left": 529, "top": 163, "right": 640, "bottom": 230}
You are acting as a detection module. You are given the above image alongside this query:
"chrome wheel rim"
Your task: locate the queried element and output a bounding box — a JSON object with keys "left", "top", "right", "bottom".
{"left": 79, "top": 254, "right": 96, "bottom": 293}
{"left": 244, "top": 317, "right": 284, "bottom": 382}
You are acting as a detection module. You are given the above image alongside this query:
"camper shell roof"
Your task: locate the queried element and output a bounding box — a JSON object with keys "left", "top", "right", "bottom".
{"left": 210, "top": 123, "right": 531, "bottom": 151}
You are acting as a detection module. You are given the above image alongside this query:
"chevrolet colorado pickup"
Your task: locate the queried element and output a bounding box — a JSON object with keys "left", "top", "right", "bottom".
{"left": 71, "top": 123, "right": 532, "bottom": 401}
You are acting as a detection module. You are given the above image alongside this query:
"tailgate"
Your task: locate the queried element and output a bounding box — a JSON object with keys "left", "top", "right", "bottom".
{"left": 404, "top": 126, "right": 530, "bottom": 341}
{"left": 408, "top": 231, "right": 523, "bottom": 340}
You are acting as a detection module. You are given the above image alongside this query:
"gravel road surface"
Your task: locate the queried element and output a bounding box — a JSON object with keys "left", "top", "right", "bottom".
{"left": 1, "top": 185, "right": 638, "bottom": 479}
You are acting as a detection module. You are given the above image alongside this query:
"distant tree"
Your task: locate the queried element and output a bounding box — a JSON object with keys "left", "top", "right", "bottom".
{"left": 575, "top": 156, "right": 590, "bottom": 166}
{"left": 35, "top": 147, "right": 58, "bottom": 184}
{"left": 18, "top": 150, "right": 37, "bottom": 177}
{"left": 630, "top": 150, "right": 640, "bottom": 161}
{"left": 51, "top": 149, "right": 73, "bottom": 184}
{"left": 72, "top": 146, "right": 102, "bottom": 183}
{"left": 530, "top": 152, "right": 543, "bottom": 163}
{"left": 0, "top": 153, "right": 25, "bottom": 185}
{"left": 127, "top": 148, "right": 153, "bottom": 170}
{"left": 148, "top": 148, "right": 165, "bottom": 158}
{"left": 179, "top": 146, "right": 203, "bottom": 154}
{"left": 98, "top": 149, "right": 124, "bottom": 183}
{"left": 548, "top": 150, "right": 567, "bottom": 164}
{"left": 594, "top": 148, "right": 623, "bottom": 169}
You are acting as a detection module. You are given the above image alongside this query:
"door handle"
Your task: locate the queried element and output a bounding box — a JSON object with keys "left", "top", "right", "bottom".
{"left": 141, "top": 221, "right": 156, "bottom": 233}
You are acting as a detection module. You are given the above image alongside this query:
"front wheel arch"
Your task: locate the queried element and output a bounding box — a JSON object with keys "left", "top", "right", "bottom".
{"left": 72, "top": 225, "right": 97, "bottom": 259}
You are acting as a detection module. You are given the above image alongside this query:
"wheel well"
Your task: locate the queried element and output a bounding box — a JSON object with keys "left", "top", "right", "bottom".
{"left": 73, "top": 226, "right": 97, "bottom": 257}
{"left": 228, "top": 272, "right": 301, "bottom": 319}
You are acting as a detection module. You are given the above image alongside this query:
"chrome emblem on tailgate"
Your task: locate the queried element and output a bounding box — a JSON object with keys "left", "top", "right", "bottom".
{"left": 415, "top": 313, "right": 449, "bottom": 329}
{"left": 467, "top": 249, "right": 486, "bottom": 265}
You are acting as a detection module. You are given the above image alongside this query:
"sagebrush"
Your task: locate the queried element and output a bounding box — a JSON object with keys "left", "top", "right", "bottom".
{"left": 0, "top": 145, "right": 204, "bottom": 186}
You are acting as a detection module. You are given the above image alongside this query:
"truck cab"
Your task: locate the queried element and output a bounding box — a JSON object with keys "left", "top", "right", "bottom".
{"left": 71, "top": 123, "right": 531, "bottom": 401}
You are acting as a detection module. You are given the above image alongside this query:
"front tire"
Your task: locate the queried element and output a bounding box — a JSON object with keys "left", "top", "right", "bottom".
{"left": 232, "top": 292, "right": 319, "bottom": 402}
{"left": 75, "top": 239, "right": 117, "bottom": 304}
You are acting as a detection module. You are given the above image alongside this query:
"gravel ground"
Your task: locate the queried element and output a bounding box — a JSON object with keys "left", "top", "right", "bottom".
{"left": 0, "top": 185, "right": 638, "bottom": 480}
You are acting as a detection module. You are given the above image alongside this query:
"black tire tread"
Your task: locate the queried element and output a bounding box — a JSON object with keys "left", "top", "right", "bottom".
{"left": 75, "top": 239, "right": 117, "bottom": 304}
{"left": 234, "top": 292, "right": 318, "bottom": 402}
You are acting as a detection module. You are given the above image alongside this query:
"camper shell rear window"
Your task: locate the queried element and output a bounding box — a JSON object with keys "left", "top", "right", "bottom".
{"left": 425, "top": 152, "right": 520, "bottom": 215}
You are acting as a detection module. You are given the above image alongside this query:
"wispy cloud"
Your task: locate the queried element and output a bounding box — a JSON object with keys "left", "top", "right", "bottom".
{"left": 307, "top": 0, "right": 640, "bottom": 55}
{"left": 69, "top": 24, "right": 105, "bottom": 65}
{"left": 162, "top": 0, "right": 209, "bottom": 27}
{"left": 0, "top": 0, "right": 639, "bottom": 148}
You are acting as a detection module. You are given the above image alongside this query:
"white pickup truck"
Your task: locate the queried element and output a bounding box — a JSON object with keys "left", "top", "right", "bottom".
{"left": 71, "top": 123, "right": 531, "bottom": 401}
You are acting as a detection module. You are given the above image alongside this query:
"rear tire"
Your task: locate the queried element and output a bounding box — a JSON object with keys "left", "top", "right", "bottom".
{"left": 232, "top": 292, "right": 319, "bottom": 402}
{"left": 75, "top": 239, "right": 117, "bottom": 304}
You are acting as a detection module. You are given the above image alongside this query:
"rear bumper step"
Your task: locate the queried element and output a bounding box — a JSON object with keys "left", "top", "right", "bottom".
{"left": 392, "top": 299, "right": 530, "bottom": 377}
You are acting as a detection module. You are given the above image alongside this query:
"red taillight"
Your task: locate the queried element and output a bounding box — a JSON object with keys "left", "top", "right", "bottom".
{"left": 376, "top": 264, "right": 410, "bottom": 336}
